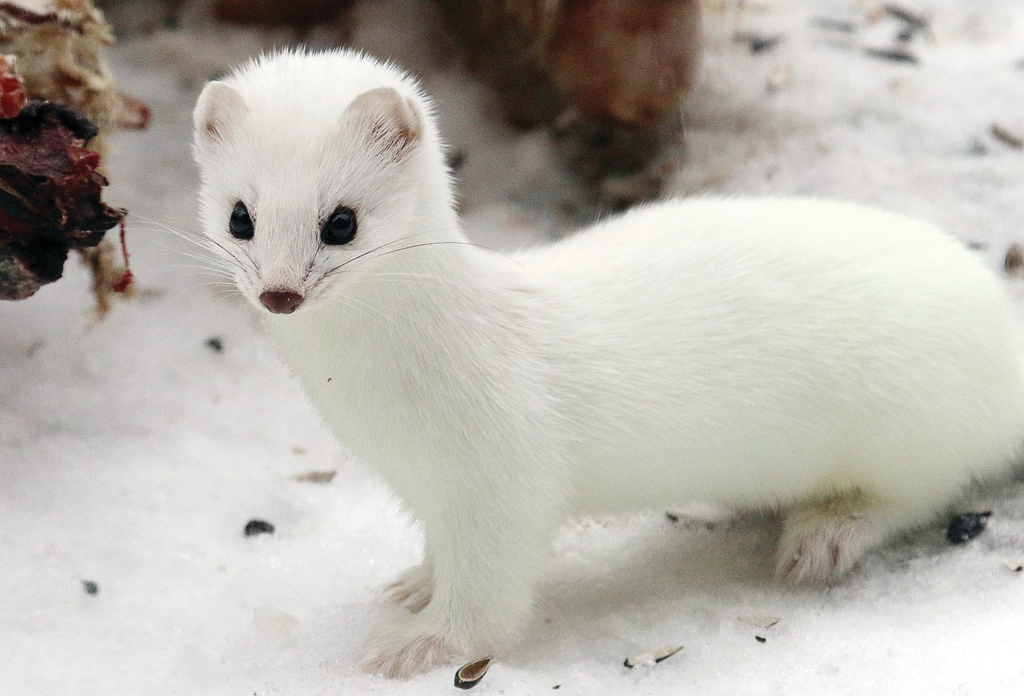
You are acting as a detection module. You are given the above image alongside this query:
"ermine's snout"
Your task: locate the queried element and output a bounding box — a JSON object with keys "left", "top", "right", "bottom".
{"left": 260, "top": 290, "right": 304, "bottom": 314}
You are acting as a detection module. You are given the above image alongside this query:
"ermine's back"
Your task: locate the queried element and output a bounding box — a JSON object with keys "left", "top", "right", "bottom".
{"left": 514, "top": 198, "right": 1024, "bottom": 513}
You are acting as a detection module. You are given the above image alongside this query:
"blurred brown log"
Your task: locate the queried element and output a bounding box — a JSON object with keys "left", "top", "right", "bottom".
{"left": 549, "top": 0, "right": 702, "bottom": 126}
{"left": 211, "top": 0, "right": 353, "bottom": 28}
{"left": 437, "top": 0, "right": 702, "bottom": 208}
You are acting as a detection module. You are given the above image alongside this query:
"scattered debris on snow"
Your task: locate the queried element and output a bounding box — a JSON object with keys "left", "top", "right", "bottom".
{"left": 454, "top": 656, "right": 492, "bottom": 689}
{"left": 243, "top": 519, "right": 275, "bottom": 537}
{"left": 623, "top": 645, "right": 683, "bottom": 669}
{"left": 946, "top": 512, "right": 992, "bottom": 545}
{"left": 293, "top": 470, "right": 337, "bottom": 484}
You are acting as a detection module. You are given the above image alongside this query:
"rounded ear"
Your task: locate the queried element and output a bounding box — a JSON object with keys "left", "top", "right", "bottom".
{"left": 193, "top": 81, "right": 248, "bottom": 147}
{"left": 342, "top": 86, "right": 422, "bottom": 161}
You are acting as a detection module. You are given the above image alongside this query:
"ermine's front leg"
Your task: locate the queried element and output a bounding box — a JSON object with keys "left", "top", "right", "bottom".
{"left": 361, "top": 471, "right": 561, "bottom": 678}
{"left": 382, "top": 558, "right": 433, "bottom": 613}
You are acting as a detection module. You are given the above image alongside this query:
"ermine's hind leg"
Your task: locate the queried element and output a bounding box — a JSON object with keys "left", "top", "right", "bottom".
{"left": 775, "top": 493, "right": 912, "bottom": 585}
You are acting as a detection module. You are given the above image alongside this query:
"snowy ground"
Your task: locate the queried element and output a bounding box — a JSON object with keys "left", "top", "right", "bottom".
{"left": 3, "top": 1, "right": 1024, "bottom": 694}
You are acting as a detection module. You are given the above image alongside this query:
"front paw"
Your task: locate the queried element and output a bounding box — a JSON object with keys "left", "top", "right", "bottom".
{"left": 360, "top": 615, "right": 456, "bottom": 678}
{"left": 382, "top": 563, "right": 433, "bottom": 613}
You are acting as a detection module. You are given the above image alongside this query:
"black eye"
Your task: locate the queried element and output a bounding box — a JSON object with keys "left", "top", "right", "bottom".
{"left": 321, "top": 206, "right": 358, "bottom": 245}
{"left": 229, "top": 201, "right": 254, "bottom": 240}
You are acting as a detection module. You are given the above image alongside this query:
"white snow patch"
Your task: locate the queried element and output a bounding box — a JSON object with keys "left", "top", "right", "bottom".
{"left": 2, "top": 1, "right": 1024, "bottom": 693}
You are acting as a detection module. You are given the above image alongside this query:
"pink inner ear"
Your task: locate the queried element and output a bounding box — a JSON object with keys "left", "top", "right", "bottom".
{"left": 370, "top": 115, "right": 418, "bottom": 155}
{"left": 205, "top": 119, "right": 222, "bottom": 139}
{"left": 345, "top": 87, "right": 422, "bottom": 159}
{"left": 196, "top": 82, "right": 248, "bottom": 144}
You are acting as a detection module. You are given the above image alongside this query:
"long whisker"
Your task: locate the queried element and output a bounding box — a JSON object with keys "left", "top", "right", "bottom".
{"left": 366, "top": 241, "right": 499, "bottom": 264}
{"left": 311, "top": 228, "right": 428, "bottom": 275}
{"left": 327, "top": 271, "right": 466, "bottom": 291}
{"left": 323, "top": 239, "right": 512, "bottom": 279}
{"left": 320, "top": 235, "right": 432, "bottom": 278}
{"left": 331, "top": 294, "right": 399, "bottom": 330}
{"left": 132, "top": 214, "right": 259, "bottom": 275}
{"left": 143, "top": 230, "right": 252, "bottom": 286}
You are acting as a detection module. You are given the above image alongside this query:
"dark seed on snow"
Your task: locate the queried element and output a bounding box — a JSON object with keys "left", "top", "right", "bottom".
{"left": 625, "top": 645, "right": 683, "bottom": 668}
{"left": 812, "top": 17, "right": 857, "bottom": 33}
{"left": 896, "top": 26, "right": 916, "bottom": 43}
{"left": 750, "top": 36, "right": 782, "bottom": 53}
{"left": 991, "top": 124, "right": 1024, "bottom": 150}
{"left": 293, "top": 470, "right": 336, "bottom": 484}
{"left": 205, "top": 337, "right": 224, "bottom": 352}
{"left": 454, "top": 656, "right": 491, "bottom": 689}
{"left": 734, "top": 32, "right": 783, "bottom": 54}
{"left": 1005, "top": 245, "right": 1024, "bottom": 274}
{"left": 882, "top": 3, "right": 929, "bottom": 29}
{"left": 755, "top": 635, "right": 767, "bottom": 643}
{"left": 654, "top": 646, "right": 683, "bottom": 663}
{"left": 244, "top": 519, "right": 275, "bottom": 537}
{"left": 863, "top": 47, "right": 919, "bottom": 64}
{"left": 82, "top": 580, "right": 98, "bottom": 595}
{"left": 666, "top": 511, "right": 680, "bottom": 524}
{"left": 946, "top": 511, "right": 992, "bottom": 545}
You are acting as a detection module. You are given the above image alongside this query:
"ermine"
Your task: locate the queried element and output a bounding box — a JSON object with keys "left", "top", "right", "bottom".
{"left": 192, "top": 49, "right": 1024, "bottom": 678}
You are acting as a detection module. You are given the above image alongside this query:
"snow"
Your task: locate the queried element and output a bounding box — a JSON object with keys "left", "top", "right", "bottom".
{"left": 2, "top": 1, "right": 1024, "bottom": 693}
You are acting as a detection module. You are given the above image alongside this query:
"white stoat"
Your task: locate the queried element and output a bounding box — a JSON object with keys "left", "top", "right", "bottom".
{"left": 192, "top": 48, "right": 1024, "bottom": 678}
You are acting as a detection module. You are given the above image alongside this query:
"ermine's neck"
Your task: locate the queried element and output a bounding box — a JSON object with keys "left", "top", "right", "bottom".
{"left": 263, "top": 167, "right": 542, "bottom": 504}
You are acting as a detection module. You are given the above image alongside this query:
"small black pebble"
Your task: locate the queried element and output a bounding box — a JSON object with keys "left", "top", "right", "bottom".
{"left": 553, "top": 686, "right": 561, "bottom": 691}
{"left": 244, "top": 519, "right": 275, "bottom": 537}
{"left": 82, "top": 580, "right": 98, "bottom": 595}
{"left": 666, "top": 511, "right": 680, "bottom": 524}
{"left": 205, "top": 337, "right": 224, "bottom": 352}
{"left": 755, "top": 635, "right": 767, "bottom": 643}
{"left": 946, "top": 511, "right": 992, "bottom": 544}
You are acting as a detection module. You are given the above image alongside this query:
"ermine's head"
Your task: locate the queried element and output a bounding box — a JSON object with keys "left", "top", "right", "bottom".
{"left": 192, "top": 49, "right": 447, "bottom": 315}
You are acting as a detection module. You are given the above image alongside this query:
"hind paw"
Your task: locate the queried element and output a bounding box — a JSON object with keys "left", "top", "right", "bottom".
{"left": 775, "top": 501, "right": 890, "bottom": 584}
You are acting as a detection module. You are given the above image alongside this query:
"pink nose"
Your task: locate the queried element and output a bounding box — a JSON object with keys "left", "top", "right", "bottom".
{"left": 259, "top": 290, "right": 304, "bottom": 314}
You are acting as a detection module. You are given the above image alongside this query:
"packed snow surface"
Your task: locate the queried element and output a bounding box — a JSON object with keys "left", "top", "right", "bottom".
{"left": 2, "top": 1, "right": 1024, "bottom": 694}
